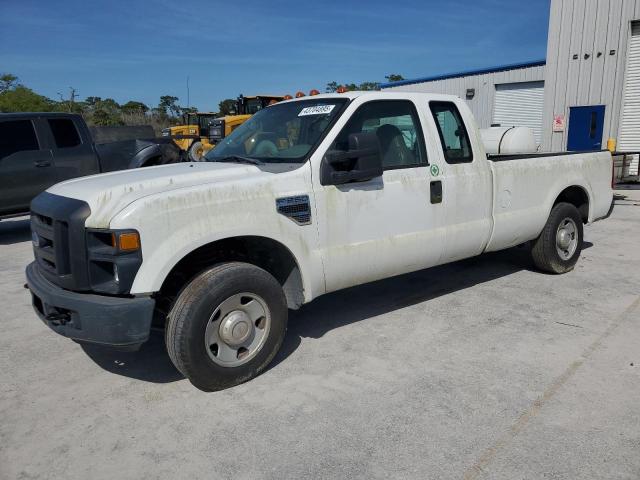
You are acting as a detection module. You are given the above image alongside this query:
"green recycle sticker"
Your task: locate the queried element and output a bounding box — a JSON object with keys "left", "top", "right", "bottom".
{"left": 430, "top": 164, "right": 440, "bottom": 177}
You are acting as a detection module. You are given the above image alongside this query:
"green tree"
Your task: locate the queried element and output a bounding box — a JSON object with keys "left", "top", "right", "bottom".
{"left": 218, "top": 98, "right": 237, "bottom": 115}
{"left": 0, "top": 73, "right": 19, "bottom": 93}
{"left": 53, "top": 100, "right": 85, "bottom": 114}
{"left": 158, "top": 95, "right": 180, "bottom": 117}
{"left": 326, "top": 80, "right": 380, "bottom": 92}
{"left": 325, "top": 81, "right": 339, "bottom": 93}
{"left": 357, "top": 81, "right": 380, "bottom": 91}
{"left": 121, "top": 101, "right": 148, "bottom": 115}
{"left": 92, "top": 108, "right": 124, "bottom": 126}
{"left": 384, "top": 73, "right": 405, "bottom": 82}
{"left": 84, "top": 96, "right": 102, "bottom": 108}
{"left": 0, "top": 85, "right": 54, "bottom": 112}
{"left": 86, "top": 98, "right": 123, "bottom": 126}
{"left": 181, "top": 106, "right": 198, "bottom": 115}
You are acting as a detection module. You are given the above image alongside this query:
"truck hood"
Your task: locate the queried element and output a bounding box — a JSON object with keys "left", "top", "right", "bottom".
{"left": 48, "top": 162, "right": 268, "bottom": 228}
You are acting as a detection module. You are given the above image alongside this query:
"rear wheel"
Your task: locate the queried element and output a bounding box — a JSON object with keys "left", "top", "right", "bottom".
{"left": 166, "top": 262, "right": 287, "bottom": 391}
{"left": 531, "top": 202, "right": 583, "bottom": 274}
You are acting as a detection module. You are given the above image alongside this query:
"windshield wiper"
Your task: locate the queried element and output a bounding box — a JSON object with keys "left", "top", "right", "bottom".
{"left": 211, "top": 155, "right": 263, "bottom": 165}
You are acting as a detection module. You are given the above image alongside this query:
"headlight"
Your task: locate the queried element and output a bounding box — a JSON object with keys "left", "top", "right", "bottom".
{"left": 86, "top": 229, "right": 142, "bottom": 294}
{"left": 161, "top": 128, "right": 171, "bottom": 137}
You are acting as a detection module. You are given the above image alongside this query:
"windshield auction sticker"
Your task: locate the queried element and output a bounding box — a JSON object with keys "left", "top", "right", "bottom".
{"left": 298, "top": 105, "right": 336, "bottom": 116}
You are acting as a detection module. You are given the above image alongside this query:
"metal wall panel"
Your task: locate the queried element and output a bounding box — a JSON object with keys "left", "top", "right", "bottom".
{"left": 382, "top": 65, "right": 546, "bottom": 130}
{"left": 618, "top": 22, "right": 640, "bottom": 174}
{"left": 542, "top": 0, "right": 640, "bottom": 152}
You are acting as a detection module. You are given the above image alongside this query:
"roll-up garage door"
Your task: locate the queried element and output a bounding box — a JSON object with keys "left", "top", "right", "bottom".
{"left": 618, "top": 22, "right": 640, "bottom": 175}
{"left": 493, "top": 81, "right": 545, "bottom": 146}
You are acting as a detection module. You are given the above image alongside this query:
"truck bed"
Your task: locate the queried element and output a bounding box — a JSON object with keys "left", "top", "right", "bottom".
{"left": 485, "top": 149, "right": 613, "bottom": 253}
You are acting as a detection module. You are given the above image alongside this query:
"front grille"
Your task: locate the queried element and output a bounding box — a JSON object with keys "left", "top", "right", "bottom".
{"left": 32, "top": 213, "right": 62, "bottom": 273}
{"left": 30, "top": 192, "right": 91, "bottom": 291}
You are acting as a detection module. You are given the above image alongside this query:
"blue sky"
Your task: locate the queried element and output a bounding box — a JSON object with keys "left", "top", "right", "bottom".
{"left": 0, "top": 0, "right": 550, "bottom": 112}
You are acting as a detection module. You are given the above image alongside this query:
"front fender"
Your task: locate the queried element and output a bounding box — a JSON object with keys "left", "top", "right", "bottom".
{"left": 128, "top": 142, "right": 181, "bottom": 169}
{"left": 108, "top": 171, "right": 323, "bottom": 302}
{"left": 130, "top": 227, "right": 322, "bottom": 304}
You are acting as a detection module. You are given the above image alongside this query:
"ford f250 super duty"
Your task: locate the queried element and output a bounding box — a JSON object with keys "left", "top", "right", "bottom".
{"left": 25, "top": 92, "right": 614, "bottom": 391}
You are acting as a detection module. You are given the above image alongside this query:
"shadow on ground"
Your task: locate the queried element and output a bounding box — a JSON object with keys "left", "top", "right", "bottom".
{"left": 271, "top": 247, "right": 543, "bottom": 370}
{"left": 83, "top": 246, "right": 545, "bottom": 384}
{"left": 0, "top": 218, "right": 31, "bottom": 245}
{"left": 81, "top": 330, "right": 184, "bottom": 384}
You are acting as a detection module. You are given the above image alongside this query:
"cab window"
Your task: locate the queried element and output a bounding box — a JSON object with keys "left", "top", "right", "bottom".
{"left": 429, "top": 101, "right": 473, "bottom": 163}
{"left": 331, "top": 100, "right": 427, "bottom": 170}
{"left": 0, "top": 120, "right": 40, "bottom": 159}
{"left": 48, "top": 118, "right": 81, "bottom": 149}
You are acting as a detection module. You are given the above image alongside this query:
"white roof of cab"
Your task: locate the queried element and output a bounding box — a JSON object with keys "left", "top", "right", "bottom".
{"left": 278, "top": 91, "right": 460, "bottom": 103}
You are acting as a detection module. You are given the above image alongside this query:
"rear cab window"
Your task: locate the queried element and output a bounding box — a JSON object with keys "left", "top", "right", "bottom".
{"left": 429, "top": 101, "right": 473, "bottom": 164}
{"left": 0, "top": 120, "right": 40, "bottom": 159}
{"left": 47, "top": 118, "right": 82, "bottom": 148}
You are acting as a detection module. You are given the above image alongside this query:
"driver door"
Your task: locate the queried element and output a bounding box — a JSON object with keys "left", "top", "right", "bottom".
{"left": 313, "top": 99, "right": 446, "bottom": 293}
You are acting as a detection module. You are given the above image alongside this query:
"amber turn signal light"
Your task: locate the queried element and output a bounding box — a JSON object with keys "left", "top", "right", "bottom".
{"left": 118, "top": 232, "right": 140, "bottom": 251}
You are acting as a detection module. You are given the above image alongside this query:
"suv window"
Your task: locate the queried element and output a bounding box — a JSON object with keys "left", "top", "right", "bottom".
{"left": 331, "top": 100, "right": 427, "bottom": 169}
{"left": 48, "top": 118, "right": 81, "bottom": 148}
{"left": 0, "top": 120, "right": 40, "bottom": 159}
{"left": 429, "top": 102, "right": 473, "bottom": 164}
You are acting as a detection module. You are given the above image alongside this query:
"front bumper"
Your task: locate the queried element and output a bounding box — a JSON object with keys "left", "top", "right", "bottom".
{"left": 26, "top": 262, "right": 155, "bottom": 350}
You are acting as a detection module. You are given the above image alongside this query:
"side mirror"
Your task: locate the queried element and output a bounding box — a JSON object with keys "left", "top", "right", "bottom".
{"left": 320, "top": 131, "right": 383, "bottom": 185}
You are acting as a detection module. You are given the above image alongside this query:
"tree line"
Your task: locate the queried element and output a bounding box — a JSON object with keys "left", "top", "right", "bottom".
{"left": 325, "top": 74, "right": 404, "bottom": 92}
{"left": 0, "top": 72, "right": 406, "bottom": 130}
{"left": 0, "top": 73, "right": 198, "bottom": 131}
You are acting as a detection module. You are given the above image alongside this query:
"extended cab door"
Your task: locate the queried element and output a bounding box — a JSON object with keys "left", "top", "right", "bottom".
{"left": 313, "top": 97, "right": 447, "bottom": 293}
{"left": 44, "top": 116, "right": 99, "bottom": 181}
{"left": 427, "top": 100, "right": 493, "bottom": 262}
{"left": 0, "top": 118, "right": 55, "bottom": 216}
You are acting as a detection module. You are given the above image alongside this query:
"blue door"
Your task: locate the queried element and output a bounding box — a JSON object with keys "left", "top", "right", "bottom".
{"left": 567, "top": 105, "right": 605, "bottom": 151}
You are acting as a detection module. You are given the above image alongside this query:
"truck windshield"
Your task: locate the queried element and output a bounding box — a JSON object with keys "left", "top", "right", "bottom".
{"left": 205, "top": 98, "right": 348, "bottom": 164}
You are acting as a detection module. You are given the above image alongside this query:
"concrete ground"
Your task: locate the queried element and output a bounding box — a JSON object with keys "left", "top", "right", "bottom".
{"left": 1, "top": 189, "right": 639, "bottom": 480}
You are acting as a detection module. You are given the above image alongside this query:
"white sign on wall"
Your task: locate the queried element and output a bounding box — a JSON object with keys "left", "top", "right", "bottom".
{"left": 553, "top": 114, "right": 565, "bottom": 132}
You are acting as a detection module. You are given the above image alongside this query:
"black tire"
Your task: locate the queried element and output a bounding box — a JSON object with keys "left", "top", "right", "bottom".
{"left": 531, "top": 202, "right": 583, "bottom": 274}
{"left": 166, "top": 262, "right": 287, "bottom": 391}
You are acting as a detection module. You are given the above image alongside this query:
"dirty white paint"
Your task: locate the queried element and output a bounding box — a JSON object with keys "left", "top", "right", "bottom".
{"left": 46, "top": 92, "right": 614, "bottom": 303}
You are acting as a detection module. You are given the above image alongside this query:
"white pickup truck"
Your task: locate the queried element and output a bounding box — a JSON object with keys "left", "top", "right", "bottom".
{"left": 26, "top": 91, "right": 614, "bottom": 391}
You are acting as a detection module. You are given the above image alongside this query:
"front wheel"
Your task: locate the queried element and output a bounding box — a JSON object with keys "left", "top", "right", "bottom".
{"left": 166, "top": 262, "right": 288, "bottom": 391}
{"left": 531, "top": 202, "right": 584, "bottom": 274}
{"left": 188, "top": 141, "right": 205, "bottom": 161}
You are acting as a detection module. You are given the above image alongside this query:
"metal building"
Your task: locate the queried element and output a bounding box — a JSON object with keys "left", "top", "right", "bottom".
{"left": 381, "top": 0, "right": 640, "bottom": 176}
{"left": 380, "top": 61, "right": 546, "bottom": 144}
{"left": 543, "top": 0, "right": 640, "bottom": 160}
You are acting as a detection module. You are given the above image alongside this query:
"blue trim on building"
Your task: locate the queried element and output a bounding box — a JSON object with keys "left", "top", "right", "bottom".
{"left": 379, "top": 59, "right": 546, "bottom": 89}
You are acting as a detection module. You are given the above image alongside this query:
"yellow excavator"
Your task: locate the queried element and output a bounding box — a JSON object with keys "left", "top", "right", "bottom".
{"left": 163, "top": 94, "right": 286, "bottom": 161}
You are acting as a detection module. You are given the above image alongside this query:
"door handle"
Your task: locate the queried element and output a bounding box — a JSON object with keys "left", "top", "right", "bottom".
{"left": 430, "top": 181, "right": 442, "bottom": 204}
{"left": 34, "top": 161, "right": 52, "bottom": 167}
